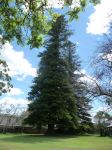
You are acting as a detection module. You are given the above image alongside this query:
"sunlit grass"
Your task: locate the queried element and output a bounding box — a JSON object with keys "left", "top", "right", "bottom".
{"left": 0, "top": 134, "right": 111, "bottom": 150}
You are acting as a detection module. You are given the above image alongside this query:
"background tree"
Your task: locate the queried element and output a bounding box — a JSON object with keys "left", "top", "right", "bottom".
{"left": 94, "top": 111, "right": 112, "bottom": 136}
{"left": 0, "top": 59, "right": 12, "bottom": 96}
{"left": 0, "top": 103, "right": 26, "bottom": 133}
{"left": 64, "top": 41, "right": 93, "bottom": 133}
{"left": 0, "top": 38, "right": 12, "bottom": 96}
{"left": 90, "top": 23, "right": 112, "bottom": 106}
{"left": 25, "top": 16, "right": 77, "bottom": 134}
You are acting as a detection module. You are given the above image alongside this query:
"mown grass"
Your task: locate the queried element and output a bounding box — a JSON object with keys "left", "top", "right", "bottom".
{"left": 0, "top": 134, "right": 111, "bottom": 150}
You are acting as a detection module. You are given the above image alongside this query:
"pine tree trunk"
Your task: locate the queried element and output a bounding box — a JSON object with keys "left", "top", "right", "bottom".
{"left": 47, "top": 124, "right": 54, "bottom": 135}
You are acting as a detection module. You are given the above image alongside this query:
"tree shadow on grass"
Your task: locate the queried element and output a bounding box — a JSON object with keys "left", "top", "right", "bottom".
{"left": 0, "top": 134, "right": 79, "bottom": 144}
{"left": 0, "top": 133, "right": 99, "bottom": 144}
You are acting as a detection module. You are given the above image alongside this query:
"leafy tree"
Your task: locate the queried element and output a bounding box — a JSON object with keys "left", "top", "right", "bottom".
{"left": 0, "top": 40, "right": 12, "bottom": 96}
{"left": 0, "top": 0, "right": 100, "bottom": 47}
{"left": 94, "top": 111, "right": 112, "bottom": 136}
{"left": 90, "top": 23, "right": 112, "bottom": 105}
{"left": 94, "top": 111, "right": 111, "bottom": 126}
{"left": 25, "top": 16, "right": 77, "bottom": 134}
{"left": 63, "top": 41, "right": 92, "bottom": 132}
{"left": 0, "top": 59, "right": 12, "bottom": 96}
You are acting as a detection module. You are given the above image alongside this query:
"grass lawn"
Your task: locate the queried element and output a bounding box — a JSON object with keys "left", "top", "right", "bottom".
{"left": 0, "top": 134, "right": 111, "bottom": 150}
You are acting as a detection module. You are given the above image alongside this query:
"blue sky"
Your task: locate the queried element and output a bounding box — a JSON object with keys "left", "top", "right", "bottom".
{"left": 1, "top": 0, "right": 112, "bottom": 116}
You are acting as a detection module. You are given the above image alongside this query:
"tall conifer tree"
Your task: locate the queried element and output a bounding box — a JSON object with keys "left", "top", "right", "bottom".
{"left": 25, "top": 16, "right": 77, "bottom": 134}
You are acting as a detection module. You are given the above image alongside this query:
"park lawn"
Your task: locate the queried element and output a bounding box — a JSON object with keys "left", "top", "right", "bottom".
{"left": 0, "top": 134, "right": 111, "bottom": 150}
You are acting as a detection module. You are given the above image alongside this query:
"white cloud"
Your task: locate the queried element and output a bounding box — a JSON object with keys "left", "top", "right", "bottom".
{"left": 80, "top": 75, "right": 96, "bottom": 85}
{"left": 74, "top": 69, "right": 94, "bottom": 84}
{"left": 70, "top": 0, "right": 80, "bottom": 9}
{"left": 47, "top": 0, "right": 64, "bottom": 8}
{"left": 102, "top": 53, "right": 112, "bottom": 62}
{"left": 21, "top": 2, "right": 29, "bottom": 13}
{"left": 21, "top": 0, "right": 64, "bottom": 11}
{"left": 0, "top": 97, "right": 29, "bottom": 114}
{"left": 90, "top": 106, "right": 105, "bottom": 121}
{"left": 6, "top": 87, "right": 23, "bottom": 96}
{"left": 21, "top": 0, "right": 80, "bottom": 10}
{"left": 75, "top": 69, "right": 97, "bottom": 87}
{"left": 80, "top": 69, "right": 86, "bottom": 74}
{"left": 76, "top": 41, "right": 79, "bottom": 45}
{"left": 90, "top": 105, "right": 112, "bottom": 119}
{"left": 47, "top": 0, "right": 80, "bottom": 9}
{"left": 0, "top": 97, "right": 29, "bottom": 106}
{"left": 0, "top": 42, "right": 36, "bottom": 80}
{"left": 87, "top": 0, "right": 112, "bottom": 35}
{"left": 74, "top": 69, "right": 86, "bottom": 75}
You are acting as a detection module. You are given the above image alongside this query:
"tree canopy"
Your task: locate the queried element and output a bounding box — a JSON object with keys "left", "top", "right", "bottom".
{"left": 0, "top": 0, "right": 100, "bottom": 48}
{"left": 94, "top": 111, "right": 112, "bottom": 136}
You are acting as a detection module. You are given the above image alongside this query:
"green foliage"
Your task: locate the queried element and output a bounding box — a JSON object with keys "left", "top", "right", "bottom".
{"left": 0, "top": 36, "right": 12, "bottom": 96}
{"left": 94, "top": 111, "right": 112, "bottom": 136}
{"left": 63, "top": 40, "right": 93, "bottom": 132}
{"left": 0, "top": 59, "right": 12, "bottom": 96}
{"left": 25, "top": 16, "right": 78, "bottom": 133}
{"left": 80, "top": 0, "right": 87, "bottom": 8}
{"left": 25, "top": 15, "right": 93, "bottom": 134}
{"left": 90, "top": 0, "right": 101, "bottom": 5}
{"left": 0, "top": 0, "right": 100, "bottom": 48}
{"left": 94, "top": 111, "right": 111, "bottom": 126}
{"left": 68, "top": 7, "right": 81, "bottom": 20}
{"left": 0, "top": 0, "right": 50, "bottom": 48}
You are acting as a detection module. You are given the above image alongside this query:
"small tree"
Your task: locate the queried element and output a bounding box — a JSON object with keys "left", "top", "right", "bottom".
{"left": 94, "top": 111, "right": 112, "bottom": 136}
{"left": 0, "top": 40, "right": 12, "bottom": 96}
